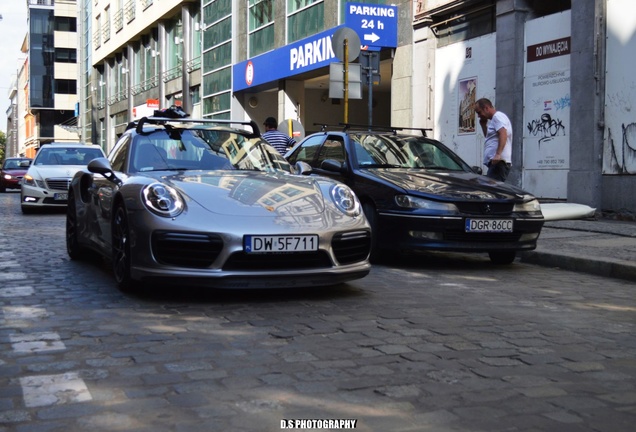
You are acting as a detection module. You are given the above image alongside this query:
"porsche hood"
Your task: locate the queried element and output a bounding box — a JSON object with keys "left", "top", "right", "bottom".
{"left": 161, "top": 171, "right": 327, "bottom": 216}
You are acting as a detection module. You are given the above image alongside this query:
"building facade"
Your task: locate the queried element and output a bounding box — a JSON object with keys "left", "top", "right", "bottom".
{"left": 5, "top": 0, "right": 631, "bottom": 213}
{"left": 16, "top": 0, "right": 81, "bottom": 158}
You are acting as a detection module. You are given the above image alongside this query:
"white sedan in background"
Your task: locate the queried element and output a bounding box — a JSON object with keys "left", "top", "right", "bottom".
{"left": 21, "top": 143, "right": 106, "bottom": 214}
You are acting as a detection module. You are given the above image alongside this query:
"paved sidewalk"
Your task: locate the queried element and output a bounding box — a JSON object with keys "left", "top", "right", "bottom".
{"left": 520, "top": 217, "right": 636, "bottom": 282}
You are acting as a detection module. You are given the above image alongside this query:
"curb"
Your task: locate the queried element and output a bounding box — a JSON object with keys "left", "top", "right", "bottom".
{"left": 519, "top": 250, "right": 636, "bottom": 283}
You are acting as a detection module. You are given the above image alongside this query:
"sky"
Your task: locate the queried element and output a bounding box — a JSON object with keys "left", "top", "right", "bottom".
{"left": 0, "top": 1, "right": 28, "bottom": 133}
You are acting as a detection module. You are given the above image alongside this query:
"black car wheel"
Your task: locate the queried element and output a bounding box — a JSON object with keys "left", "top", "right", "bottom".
{"left": 488, "top": 251, "right": 517, "bottom": 265}
{"left": 66, "top": 191, "right": 84, "bottom": 260}
{"left": 112, "top": 204, "right": 134, "bottom": 290}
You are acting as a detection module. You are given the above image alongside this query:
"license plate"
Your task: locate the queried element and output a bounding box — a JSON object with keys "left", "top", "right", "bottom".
{"left": 54, "top": 193, "right": 68, "bottom": 201}
{"left": 244, "top": 235, "right": 319, "bottom": 253}
{"left": 465, "top": 219, "right": 513, "bottom": 233}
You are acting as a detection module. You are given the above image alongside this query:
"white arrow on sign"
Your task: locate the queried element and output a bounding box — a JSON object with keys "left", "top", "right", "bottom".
{"left": 364, "top": 33, "right": 380, "bottom": 44}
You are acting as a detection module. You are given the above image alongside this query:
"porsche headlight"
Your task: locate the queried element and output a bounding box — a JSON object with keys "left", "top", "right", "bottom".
{"left": 513, "top": 198, "right": 541, "bottom": 212}
{"left": 142, "top": 183, "right": 184, "bottom": 217}
{"left": 395, "top": 195, "right": 459, "bottom": 214}
{"left": 330, "top": 184, "right": 361, "bottom": 217}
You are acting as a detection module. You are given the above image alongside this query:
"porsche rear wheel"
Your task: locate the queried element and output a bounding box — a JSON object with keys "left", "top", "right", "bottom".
{"left": 112, "top": 204, "right": 134, "bottom": 290}
{"left": 66, "top": 191, "right": 84, "bottom": 260}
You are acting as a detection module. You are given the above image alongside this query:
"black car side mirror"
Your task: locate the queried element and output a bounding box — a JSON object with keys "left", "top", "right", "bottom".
{"left": 472, "top": 166, "right": 483, "bottom": 175}
{"left": 321, "top": 159, "right": 346, "bottom": 174}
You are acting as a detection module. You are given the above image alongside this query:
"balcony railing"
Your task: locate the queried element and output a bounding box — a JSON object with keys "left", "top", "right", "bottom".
{"left": 29, "top": 0, "right": 54, "bottom": 6}
{"left": 142, "top": 0, "right": 153, "bottom": 11}
{"left": 108, "top": 90, "right": 128, "bottom": 105}
{"left": 131, "top": 76, "right": 158, "bottom": 95}
{"left": 162, "top": 64, "right": 183, "bottom": 82}
{"left": 93, "top": 31, "right": 101, "bottom": 49}
{"left": 187, "top": 57, "right": 201, "bottom": 73}
{"left": 103, "top": 21, "right": 111, "bottom": 42}
{"left": 114, "top": 10, "right": 123, "bottom": 33}
{"left": 125, "top": 0, "right": 136, "bottom": 23}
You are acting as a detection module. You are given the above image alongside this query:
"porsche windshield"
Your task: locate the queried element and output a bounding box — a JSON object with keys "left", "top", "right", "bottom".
{"left": 352, "top": 134, "right": 467, "bottom": 171}
{"left": 130, "top": 129, "right": 293, "bottom": 173}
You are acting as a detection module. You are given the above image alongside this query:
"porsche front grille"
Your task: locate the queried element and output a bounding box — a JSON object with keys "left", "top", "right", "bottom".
{"left": 152, "top": 232, "right": 223, "bottom": 268}
{"left": 331, "top": 230, "right": 371, "bottom": 264}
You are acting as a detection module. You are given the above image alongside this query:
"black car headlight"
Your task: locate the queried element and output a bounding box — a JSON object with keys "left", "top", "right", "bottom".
{"left": 395, "top": 195, "right": 459, "bottom": 214}
{"left": 330, "top": 184, "right": 361, "bottom": 217}
{"left": 513, "top": 198, "right": 541, "bottom": 212}
{"left": 142, "top": 183, "right": 184, "bottom": 217}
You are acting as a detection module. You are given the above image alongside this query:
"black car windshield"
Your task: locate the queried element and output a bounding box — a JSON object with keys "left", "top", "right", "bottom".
{"left": 34, "top": 147, "right": 104, "bottom": 166}
{"left": 352, "top": 134, "right": 467, "bottom": 171}
{"left": 129, "top": 129, "right": 293, "bottom": 174}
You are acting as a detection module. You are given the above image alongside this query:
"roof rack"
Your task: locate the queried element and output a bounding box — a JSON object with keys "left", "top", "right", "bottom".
{"left": 134, "top": 117, "right": 261, "bottom": 138}
{"left": 312, "top": 122, "right": 433, "bottom": 137}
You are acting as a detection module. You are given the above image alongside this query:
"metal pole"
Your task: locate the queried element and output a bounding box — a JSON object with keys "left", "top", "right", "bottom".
{"left": 367, "top": 52, "right": 374, "bottom": 128}
{"left": 344, "top": 39, "right": 349, "bottom": 124}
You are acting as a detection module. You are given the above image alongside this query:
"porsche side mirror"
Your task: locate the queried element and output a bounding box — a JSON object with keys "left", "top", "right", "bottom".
{"left": 295, "top": 161, "right": 313, "bottom": 175}
{"left": 88, "top": 157, "right": 122, "bottom": 186}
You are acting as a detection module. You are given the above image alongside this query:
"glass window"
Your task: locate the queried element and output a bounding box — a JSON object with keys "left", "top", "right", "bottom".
{"left": 287, "top": 134, "right": 324, "bottom": 165}
{"left": 287, "top": 0, "right": 323, "bottom": 43}
{"left": 55, "top": 48, "right": 77, "bottom": 63}
{"left": 203, "top": 0, "right": 231, "bottom": 25}
{"left": 55, "top": 79, "right": 77, "bottom": 94}
{"left": 55, "top": 16, "right": 77, "bottom": 32}
{"left": 249, "top": 0, "right": 274, "bottom": 56}
{"left": 203, "top": 42, "right": 231, "bottom": 71}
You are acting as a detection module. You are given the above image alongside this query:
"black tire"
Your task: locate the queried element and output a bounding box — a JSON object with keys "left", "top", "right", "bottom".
{"left": 362, "top": 202, "right": 385, "bottom": 263}
{"left": 488, "top": 251, "right": 517, "bottom": 265}
{"left": 66, "top": 191, "right": 84, "bottom": 260}
{"left": 0, "top": 186, "right": 6, "bottom": 193}
{"left": 112, "top": 204, "right": 134, "bottom": 291}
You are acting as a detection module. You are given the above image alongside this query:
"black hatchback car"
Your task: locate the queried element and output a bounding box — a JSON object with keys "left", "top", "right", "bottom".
{"left": 285, "top": 125, "right": 545, "bottom": 264}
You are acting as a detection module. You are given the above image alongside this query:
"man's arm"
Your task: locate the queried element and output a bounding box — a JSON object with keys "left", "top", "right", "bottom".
{"left": 491, "top": 127, "right": 507, "bottom": 162}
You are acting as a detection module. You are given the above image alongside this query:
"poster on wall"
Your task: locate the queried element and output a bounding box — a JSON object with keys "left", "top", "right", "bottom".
{"left": 523, "top": 69, "right": 570, "bottom": 169}
{"left": 458, "top": 77, "right": 476, "bottom": 134}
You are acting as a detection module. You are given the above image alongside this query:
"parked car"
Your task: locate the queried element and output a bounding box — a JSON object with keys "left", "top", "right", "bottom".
{"left": 66, "top": 109, "right": 371, "bottom": 290}
{"left": 285, "top": 125, "right": 545, "bottom": 264}
{"left": 0, "top": 157, "right": 32, "bottom": 192}
{"left": 21, "top": 143, "right": 106, "bottom": 214}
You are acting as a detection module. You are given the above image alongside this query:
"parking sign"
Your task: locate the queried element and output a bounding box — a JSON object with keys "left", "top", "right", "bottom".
{"left": 345, "top": 2, "right": 398, "bottom": 49}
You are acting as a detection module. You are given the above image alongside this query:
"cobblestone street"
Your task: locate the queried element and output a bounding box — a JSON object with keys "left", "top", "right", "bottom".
{"left": 1, "top": 192, "right": 635, "bottom": 431}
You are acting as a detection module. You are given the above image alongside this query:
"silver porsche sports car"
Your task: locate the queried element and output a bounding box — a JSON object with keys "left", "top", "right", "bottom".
{"left": 66, "top": 110, "right": 371, "bottom": 290}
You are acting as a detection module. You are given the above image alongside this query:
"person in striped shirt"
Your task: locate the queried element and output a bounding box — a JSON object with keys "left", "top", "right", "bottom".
{"left": 261, "top": 117, "right": 296, "bottom": 155}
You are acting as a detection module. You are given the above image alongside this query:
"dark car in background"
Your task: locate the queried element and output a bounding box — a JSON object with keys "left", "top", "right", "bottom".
{"left": 286, "top": 125, "right": 545, "bottom": 264}
{"left": 0, "top": 157, "right": 32, "bottom": 192}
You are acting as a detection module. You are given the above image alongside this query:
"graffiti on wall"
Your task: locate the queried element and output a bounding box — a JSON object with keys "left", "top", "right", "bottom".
{"left": 605, "top": 123, "right": 636, "bottom": 174}
{"left": 526, "top": 113, "right": 567, "bottom": 146}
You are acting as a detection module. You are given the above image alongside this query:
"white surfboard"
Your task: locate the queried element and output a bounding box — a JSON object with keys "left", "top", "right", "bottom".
{"left": 539, "top": 203, "right": 596, "bottom": 221}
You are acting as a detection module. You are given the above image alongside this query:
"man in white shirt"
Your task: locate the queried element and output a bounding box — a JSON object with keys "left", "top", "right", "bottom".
{"left": 475, "top": 98, "right": 512, "bottom": 182}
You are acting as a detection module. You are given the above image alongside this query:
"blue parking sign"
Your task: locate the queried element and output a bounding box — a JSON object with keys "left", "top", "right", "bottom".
{"left": 345, "top": 2, "right": 398, "bottom": 49}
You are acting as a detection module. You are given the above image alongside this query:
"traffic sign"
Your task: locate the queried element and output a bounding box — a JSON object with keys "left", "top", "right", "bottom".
{"left": 345, "top": 2, "right": 398, "bottom": 49}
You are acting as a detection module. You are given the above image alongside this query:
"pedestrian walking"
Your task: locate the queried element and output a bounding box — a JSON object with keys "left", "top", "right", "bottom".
{"left": 261, "top": 117, "right": 296, "bottom": 156}
{"left": 475, "top": 98, "right": 512, "bottom": 182}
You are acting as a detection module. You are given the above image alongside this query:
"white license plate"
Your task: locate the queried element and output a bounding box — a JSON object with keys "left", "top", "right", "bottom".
{"left": 54, "top": 193, "right": 68, "bottom": 201}
{"left": 465, "top": 219, "right": 513, "bottom": 233}
{"left": 244, "top": 235, "right": 319, "bottom": 253}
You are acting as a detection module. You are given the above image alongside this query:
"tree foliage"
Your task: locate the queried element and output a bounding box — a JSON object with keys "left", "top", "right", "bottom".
{"left": 0, "top": 130, "right": 6, "bottom": 162}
